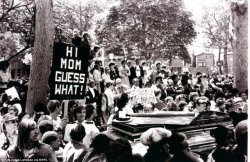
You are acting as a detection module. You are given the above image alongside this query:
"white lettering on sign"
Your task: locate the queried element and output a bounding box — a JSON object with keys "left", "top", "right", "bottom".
{"left": 60, "top": 58, "right": 82, "bottom": 70}
{"left": 55, "top": 71, "right": 85, "bottom": 83}
{"left": 55, "top": 84, "right": 81, "bottom": 95}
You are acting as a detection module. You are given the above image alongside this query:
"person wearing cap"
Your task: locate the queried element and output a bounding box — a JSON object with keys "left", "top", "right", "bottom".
{"left": 0, "top": 113, "right": 18, "bottom": 150}
{"left": 140, "top": 127, "right": 172, "bottom": 162}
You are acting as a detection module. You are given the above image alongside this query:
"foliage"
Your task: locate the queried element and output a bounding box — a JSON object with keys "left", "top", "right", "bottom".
{"left": 96, "top": 0, "right": 196, "bottom": 63}
{"left": 53, "top": 0, "right": 113, "bottom": 44}
{"left": 201, "top": 1, "right": 230, "bottom": 48}
{"left": 0, "top": 0, "right": 35, "bottom": 61}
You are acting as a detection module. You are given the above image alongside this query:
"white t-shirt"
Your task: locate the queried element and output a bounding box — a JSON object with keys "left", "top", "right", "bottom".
{"left": 82, "top": 120, "right": 99, "bottom": 147}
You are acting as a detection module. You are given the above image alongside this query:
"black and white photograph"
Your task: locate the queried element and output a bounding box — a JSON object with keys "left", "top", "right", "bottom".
{"left": 0, "top": 0, "right": 248, "bottom": 162}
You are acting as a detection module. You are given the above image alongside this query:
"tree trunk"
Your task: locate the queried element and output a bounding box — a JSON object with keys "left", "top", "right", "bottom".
{"left": 25, "top": 0, "right": 54, "bottom": 115}
{"left": 223, "top": 44, "right": 229, "bottom": 74}
{"left": 230, "top": 0, "right": 248, "bottom": 93}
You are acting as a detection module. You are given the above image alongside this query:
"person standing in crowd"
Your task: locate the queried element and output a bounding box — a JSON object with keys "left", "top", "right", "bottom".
{"left": 102, "top": 66, "right": 111, "bottom": 83}
{"left": 127, "top": 60, "right": 136, "bottom": 86}
{"left": 82, "top": 104, "right": 100, "bottom": 148}
{"left": 134, "top": 58, "right": 144, "bottom": 88}
{"left": 41, "top": 131, "right": 61, "bottom": 162}
{"left": 38, "top": 100, "right": 68, "bottom": 129}
{"left": 149, "top": 61, "right": 161, "bottom": 84}
{"left": 119, "top": 60, "right": 131, "bottom": 87}
{"left": 97, "top": 93, "right": 109, "bottom": 126}
{"left": 7, "top": 119, "right": 57, "bottom": 162}
{"left": 71, "top": 29, "right": 81, "bottom": 46}
{"left": 104, "top": 80, "right": 115, "bottom": 110}
{"left": 109, "top": 62, "right": 119, "bottom": 81}
{"left": 92, "top": 64, "right": 102, "bottom": 94}
{"left": 63, "top": 124, "right": 87, "bottom": 162}
{"left": 85, "top": 79, "right": 99, "bottom": 105}
{"left": 0, "top": 61, "right": 11, "bottom": 94}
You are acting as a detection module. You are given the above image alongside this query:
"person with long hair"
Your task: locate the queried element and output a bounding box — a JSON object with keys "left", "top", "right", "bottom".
{"left": 6, "top": 119, "right": 57, "bottom": 162}
{"left": 97, "top": 93, "right": 109, "bottom": 127}
{"left": 0, "top": 113, "right": 18, "bottom": 150}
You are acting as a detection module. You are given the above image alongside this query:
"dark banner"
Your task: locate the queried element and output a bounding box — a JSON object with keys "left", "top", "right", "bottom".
{"left": 50, "top": 42, "right": 90, "bottom": 99}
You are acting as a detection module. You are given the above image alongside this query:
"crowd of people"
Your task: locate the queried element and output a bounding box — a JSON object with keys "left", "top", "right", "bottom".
{"left": 0, "top": 55, "right": 248, "bottom": 162}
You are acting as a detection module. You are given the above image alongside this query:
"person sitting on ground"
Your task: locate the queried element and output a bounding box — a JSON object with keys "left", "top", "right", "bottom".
{"left": 7, "top": 119, "right": 57, "bottom": 162}
{"left": 207, "top": 125, "right": 235, "bottom": 162}
{"left": 63, "top": 124, "right": 87, "bottom": 162}
{"left": 140, "top": 127, "right": 172, "bottom": 162}
{"left": 83, "top": 134, "right": 111, "bottom": 162}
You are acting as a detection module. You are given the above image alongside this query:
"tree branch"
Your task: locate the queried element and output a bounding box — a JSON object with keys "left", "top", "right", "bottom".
{"left": 7, "top": 45, "right": 30, "bottom": 61}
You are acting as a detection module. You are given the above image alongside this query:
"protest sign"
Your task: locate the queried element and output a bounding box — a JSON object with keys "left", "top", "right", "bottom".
{"left": 50, "top": 42, "right": 90, "bottom": 99}
{"left": 5, "top": 86, "right": 20, "bottom": 100}
{"left": 129, "top": 88, "right": 157, "bottom": 106}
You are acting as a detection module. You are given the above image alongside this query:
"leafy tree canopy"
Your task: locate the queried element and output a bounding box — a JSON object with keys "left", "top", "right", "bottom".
{"left": 96, "top": 0, "right": 196, "bottom": 63}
